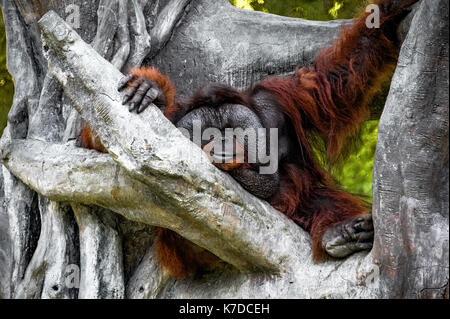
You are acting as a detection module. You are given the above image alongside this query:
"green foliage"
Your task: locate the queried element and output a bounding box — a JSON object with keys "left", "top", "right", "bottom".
{"left": 333, "top": 121, "right": 378, "bottom": 198}
{"left": 230, "top": 0, "right": 379, "bottom": 200}
{"left": 1, "top": 8, "right": 14, "bottom": 136}
{"left": 230, "top": 0, "right": 367, "bottom": 20}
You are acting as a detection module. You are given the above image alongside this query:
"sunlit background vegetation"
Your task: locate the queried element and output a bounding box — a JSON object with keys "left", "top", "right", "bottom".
{"left": 230, "top": 0, "right": 367, "bottom": 20}
{"left": 0, "top": 1, "right": 378, "bottom": 199}
{"left": 0, "top": 8, "right": 14, "bottom": 138}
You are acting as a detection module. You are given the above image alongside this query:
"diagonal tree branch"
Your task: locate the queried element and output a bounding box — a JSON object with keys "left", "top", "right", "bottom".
{"left": 1, "top": 138, "right": 377, "bottom": 298}
{"left": 21, "top": 10, "right": 312, "bottom": 274}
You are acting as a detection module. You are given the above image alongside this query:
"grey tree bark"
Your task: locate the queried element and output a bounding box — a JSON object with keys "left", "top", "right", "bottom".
{"left": 0, "top": 0, "right": 448, "bottom": 299}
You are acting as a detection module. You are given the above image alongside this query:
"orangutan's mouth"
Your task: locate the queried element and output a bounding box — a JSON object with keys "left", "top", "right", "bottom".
{"left": 202, "top": 136, "right": 246, "bottom": 168}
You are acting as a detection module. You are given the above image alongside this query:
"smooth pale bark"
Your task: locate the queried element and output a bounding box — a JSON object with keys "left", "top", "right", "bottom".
{"left": 372, "top": 0, "right": 449, "bottom": 298}
{"left": 0, "top": 0, "right": 447, "bottom": 298}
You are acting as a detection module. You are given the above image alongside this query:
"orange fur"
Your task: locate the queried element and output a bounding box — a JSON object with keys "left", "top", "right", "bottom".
{"left": 80, "top": 123, "right": 107, "bottom": 153}
{"left": 130, "top": 67, "right": 176, "bottom": 108}
{"left": 155, "top": 228, "right": 219, "bottom": 279}
{"left": 163, "top": 103, "right": 183, "bottom": 122}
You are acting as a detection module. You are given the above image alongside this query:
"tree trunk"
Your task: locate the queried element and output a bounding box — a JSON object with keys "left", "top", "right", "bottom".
{"left": 0, "top": 0, "right": 448, "bottom": 299}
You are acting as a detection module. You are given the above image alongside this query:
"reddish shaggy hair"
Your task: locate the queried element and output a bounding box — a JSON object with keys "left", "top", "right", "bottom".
{"left": 155, "top": 228, "right": 219, "bottom": 279}
{"left": 81, "top": 0, "right": 417, "bottom": 275}
{"left": 80, "top": 123, "right": 107, "bottom": 153}
{"left": 252, "top": 0, "right": 415, "bottom": 261}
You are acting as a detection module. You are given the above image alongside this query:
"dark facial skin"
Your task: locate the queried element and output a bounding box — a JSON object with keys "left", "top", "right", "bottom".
{"left": 177, "top": 103, "right": 285, "bottom": 199}
{"left": 118, "top": 77, "right": 286, "bottom": 199}
{"left": 118, "top": 75, "right": 374, "bottom": 257}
